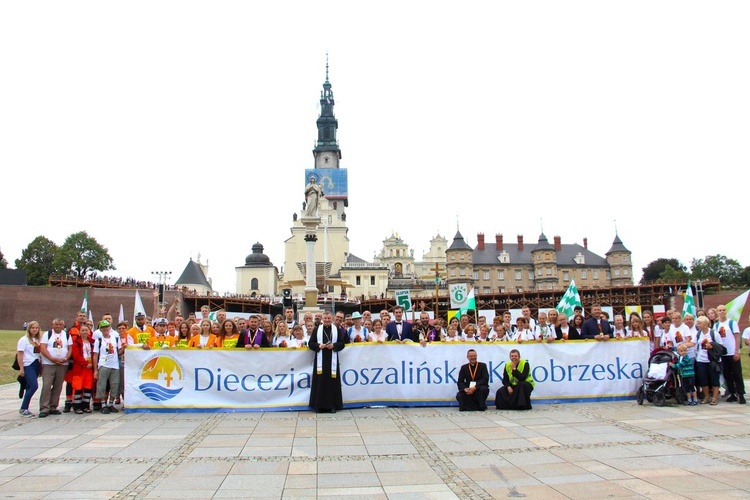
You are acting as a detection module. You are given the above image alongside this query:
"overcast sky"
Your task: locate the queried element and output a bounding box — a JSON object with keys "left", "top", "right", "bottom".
{"left": 1, "top": 1, "right": 748, "bottom": 294}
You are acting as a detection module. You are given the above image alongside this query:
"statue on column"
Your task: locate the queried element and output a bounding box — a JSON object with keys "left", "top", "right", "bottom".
{"left": 304, "top": 175, "right": 323, "bottom": 217}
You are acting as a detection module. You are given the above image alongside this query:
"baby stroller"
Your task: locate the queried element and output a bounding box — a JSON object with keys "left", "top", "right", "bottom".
{"left": 636, "top": 349, "right": 686, "bottom": 407}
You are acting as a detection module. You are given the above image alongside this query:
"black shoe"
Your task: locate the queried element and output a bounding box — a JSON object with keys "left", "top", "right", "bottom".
{"left": 92, "top": 403, "right": 102, "bottom": 412}
{"left": 330, "top": 408, "right": 337, "bottom": 414}
{"left": 38, "top": 412, "right": 49, "bottom": 418}
{"left": 727, "top": 395, "right": 738, "bottom": 402}
{"left": 101, "top": 406, "right": 110, "bottom": 414}
{"left": 108, "top": 406, "right": 119, "bottom": 413}
{"left": 63, "top": 402, "right": 72, "bottom": 413}
{"left": 49, "top": 409, "right": 62, "bottom": 415}
{"left": 739, "top": 395, "right": 746, "bottom": 404}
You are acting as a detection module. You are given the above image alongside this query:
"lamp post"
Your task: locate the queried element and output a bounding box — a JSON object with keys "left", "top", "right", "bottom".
{"left": 151, "top": 271, "right": 172, "bottom": 309}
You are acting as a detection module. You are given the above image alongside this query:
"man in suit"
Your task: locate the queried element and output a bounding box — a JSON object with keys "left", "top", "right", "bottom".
{"left": 386, "top": 306, "right": 414, "bottom": 342}
{"left": 581, "top": 303, "right": 612, "bottom": 340}
{"left": 456, "top": 349, "right": 489, "bottom": 411}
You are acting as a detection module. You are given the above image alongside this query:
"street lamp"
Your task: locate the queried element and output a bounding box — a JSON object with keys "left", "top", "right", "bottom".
{"left": 151, "top": 271, "right": 172, "bottom": 308}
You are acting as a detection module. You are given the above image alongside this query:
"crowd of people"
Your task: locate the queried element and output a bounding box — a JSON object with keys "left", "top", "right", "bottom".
{"left": 15, "top": 301, "right": 748, "bottom": 417}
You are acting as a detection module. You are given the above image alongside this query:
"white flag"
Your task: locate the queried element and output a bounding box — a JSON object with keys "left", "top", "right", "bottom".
{"left": 725, "top": 290, "right": 750, "bottom": 323}
{"left": 118, "top": 304, "right": 125, "bottom": 323}
{"left": 134, "top": 290, "right": 146, "bottom": 324}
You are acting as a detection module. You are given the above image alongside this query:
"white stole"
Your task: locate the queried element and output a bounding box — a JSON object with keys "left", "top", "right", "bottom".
{"left": 315, "top": 324, "right": 338, "bottom": 378}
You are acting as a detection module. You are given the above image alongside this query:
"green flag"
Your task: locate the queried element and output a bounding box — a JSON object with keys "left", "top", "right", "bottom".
{"left": 556, "top": 279, "right": 581, "bottom": 317}
{"left": 681, "top": 281, "right": 696, "bottom": 317}
{"left": 459, "top": 287, "right": 476, "bottom": 316}
{"left": 725, "top": 289, "right": 749, "bottom": 323}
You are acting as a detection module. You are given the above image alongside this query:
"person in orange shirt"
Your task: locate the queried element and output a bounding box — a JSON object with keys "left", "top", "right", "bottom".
{"left": 188, "top": 323, "right": 217, "bottom": 348}
{"left": 144, "top": 319, "right": 175, "bottom": 349}
{"left": 215, "top": 320, "right": 239, "bottom": 348}
{"left": 127, "top": 312, "right": 155, "bottom": 346}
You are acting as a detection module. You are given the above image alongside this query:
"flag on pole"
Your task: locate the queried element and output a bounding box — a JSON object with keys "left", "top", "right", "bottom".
{"left": 556, "top": 279, "right": 582, "bottom": 317}
{"left": 80, "top": 289, "right": 88, "bottom": 313}
{"left": 118, "top": 304, "right": 125, "bottom": 323}
{"left": 88, "top": 310, "right": 93, "bottom": 322}
{"left": 725, "top": 289, "right": 750, "bottom": 323}
{"left": 459, "top": 287, "right": 476, "bottom": 316}
{"left": 681, "top": 281, "right": 696, "bottom": 318}
{"left": 134, "top": 290, "right": 146, "bottom": 324}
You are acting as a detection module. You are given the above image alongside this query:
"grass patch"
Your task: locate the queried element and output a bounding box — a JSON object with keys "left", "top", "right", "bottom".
{"left": 1, "top": 330, "right": 24, "bottom": 386}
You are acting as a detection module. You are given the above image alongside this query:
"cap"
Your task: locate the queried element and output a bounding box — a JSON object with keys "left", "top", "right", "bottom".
{"left": 98, "top": 320, "right": 111, "bottom": 329}
{"left": 135, "top": 312, "right": 146, "bottom": 319}
{"left": 351, "top": 312, "right": 362, "bottom": 320}
{"left": 154, "top": 317, "right": 168, "bottom": 326}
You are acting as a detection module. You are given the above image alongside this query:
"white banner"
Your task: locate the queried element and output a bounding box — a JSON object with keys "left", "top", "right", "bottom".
{"left": 124, "top": 340, "right": 649, "bottom": 412}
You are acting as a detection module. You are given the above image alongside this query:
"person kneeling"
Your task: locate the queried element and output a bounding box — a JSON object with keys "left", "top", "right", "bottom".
{"left": 496, "top": 349, "right": 534, "bottom": 410}
{"left": 456, "top": 349, "right": 489, "bottom": 411}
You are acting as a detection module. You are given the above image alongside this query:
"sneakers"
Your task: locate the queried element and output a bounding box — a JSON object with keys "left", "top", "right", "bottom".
{"left": 108, "top": 406, "right": 119, "bottom": 413}
{"left": 683, "top": 401, "right": 691, "bottom": 406}
{"left": 19, "top": 409, "right": 35, "bottom": 417}
{"left": 101, "top": 406, "right": 110, "bottom": 414}
{"left": 690, "top": 401, "right": 698, "bottom": 406}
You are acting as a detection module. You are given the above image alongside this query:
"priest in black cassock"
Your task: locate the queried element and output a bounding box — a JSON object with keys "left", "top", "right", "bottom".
{"left": 456, "top": 349, "right": 490, "bottom": 411}
{"left": 308, "top": 311, "right": 347, "bottom": 413}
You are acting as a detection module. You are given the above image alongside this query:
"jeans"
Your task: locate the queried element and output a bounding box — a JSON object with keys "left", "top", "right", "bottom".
{"left": 20, "top": 360, "right": 40, "bottom": 411}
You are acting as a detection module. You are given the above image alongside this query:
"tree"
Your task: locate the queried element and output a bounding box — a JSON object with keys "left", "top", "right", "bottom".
{"left": 659, "top": 264, "right": 690, "bottom": 283}
{"left": 15, "top": 236, "right": 59, "bottom": 286}
{"left": 640, "top": 258, "right": 687, "bottom": 284}
{"left": 0, "top": 248, "right": 7, "bottom": 269}
{"left": 742, "top": 266, "right": 750, "bottom": 287}
{"left": 690, "top": 254, "right": 743, "bottom": 287}
{"left": 53, "top": 231, "right": 115, "bottom": 279}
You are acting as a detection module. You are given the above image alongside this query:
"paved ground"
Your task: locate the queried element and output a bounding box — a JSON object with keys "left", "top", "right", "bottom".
{"left": 0, "top": 383, "right": 749, "bottom": 499}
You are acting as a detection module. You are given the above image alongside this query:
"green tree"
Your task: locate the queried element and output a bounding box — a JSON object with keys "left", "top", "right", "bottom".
{"left": 659, "top": 264, "right": 690, "bottom": 283}
{"left": 640, "top": 258, "right": 687, "bottom": 284}
{"left": 0, "top": 248, "right": 7, "bottom": 269}
{"left": 742, "top": 266, "right": 750, "bottom": 287}
{"left": 15, "top": 236, "right": 59, "bottom": 286}
{"left": 690, "top": 254, "right": 743, "bottom": 287}
{"left": 54, "top": 231, "right": 115, "bottom": 279}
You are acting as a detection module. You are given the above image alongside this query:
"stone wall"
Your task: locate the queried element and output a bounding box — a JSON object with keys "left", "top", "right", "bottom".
{"left": 0, "top": 286, "right": 181, "bottom": 330}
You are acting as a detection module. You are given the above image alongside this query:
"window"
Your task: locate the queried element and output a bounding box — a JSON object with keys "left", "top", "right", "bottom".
{"left": 563, "top": 271, "right": 569, "bottom": 281}
{"left": 582, "top": 270, "right": 587, "bottom": 279}
{"left": 624, "top": 269, "right": 629, "bottom": 276}
{"left": 460, "top": 253, "right": 465, "bottom": 260}
{"left": 515, "top": 270, "right": 522, "bottom": 281}
{"left": 546, "top": 267, "right": 552, "bottom": 276}
{"left": 622, "top": 256, "right": 628, "bottom": 263}
{"left": 606, "top": 271, "right": 611, "bottom": 279}
{"left": 536, "top": 254, "right": 541, "bottom": 261}
{"left": 370, "top": 276, "right": 375, "bottom": 285}
{"left": 328, "top": 285, "right": 334, "bottom": 293}
{"left": 615, "top": 269, "right": 620, "bottom": 276}
{"left": 547, "top": 283, "right": 553, "bottom": 290}
{"left": 483, "top": 271, "right": 490, "bottom": 280}
{"left": 516, "top": 287, "right": 523, "bottom": 293}
{"left": 451, "top": 269, "right": 456, "bottom": 277}
{"left": 356, "top": 276, "right": 361, "bottom": 286}
{"left": 537, "top": 268, "right": 543, "bottom": 277}
{"left": 528, "top": 271, "right": 534, "bottom": 280}
{"left": 500, "top": 287, "right": 506, "bottom": 293}
{"left": 613, "top": 257, "right": 619, "bottom": 264}
{"left": 498, "top": 271, "right": 504, "bottom": 280}
{"left": 484, "top": 287, "right": 491, "bottom": 294}
{"left": 251, "top": 278, "right": 258, "bottom": 290}
{"left": 473, "top": 271, "right": 479, "bottom": 280}
{"left": 593, "top": 271, "right": 599, "bottom": 280}
{"left": 451, "top": 254, "right": 456, "bottom": 261}
{"left": 459, "top": 268, "right": 466, "bottom": 276}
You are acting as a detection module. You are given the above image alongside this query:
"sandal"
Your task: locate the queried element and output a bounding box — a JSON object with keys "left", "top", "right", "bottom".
{"left": 710, "top": 398, "right": 718, "bottom": 405}
{"left": 74, "top": 409, "right": 84, "bottom": 414}
{"left": 83, "top": 408, "right": 92, "bottom": 413}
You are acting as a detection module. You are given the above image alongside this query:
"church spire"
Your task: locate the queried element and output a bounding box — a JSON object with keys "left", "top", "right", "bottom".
{"left": 313, "top": 55, "right": 341, "bottom": 166}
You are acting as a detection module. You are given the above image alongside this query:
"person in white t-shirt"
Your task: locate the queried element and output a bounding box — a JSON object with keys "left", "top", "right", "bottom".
{"left": 93, "top": 321, "right": 123, "bottom": 414}
{"left": 38, "top": 319, "right": 73, "bottom": 418}
{"left": 612, "top": 315, "right": 630, "bottom": 339}
{"left": 17, "top": 321, "right": 42, "bottom": 417}
{"left": 714, "top": 305, "right": 744, "bottom": 404}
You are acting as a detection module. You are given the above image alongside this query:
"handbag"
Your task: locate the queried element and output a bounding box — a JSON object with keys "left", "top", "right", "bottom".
{"left": 11, "top": 357, "right": 20, "bottom": 371}
{"left": 706, "top": 331, "right": 727, "bottom": 370}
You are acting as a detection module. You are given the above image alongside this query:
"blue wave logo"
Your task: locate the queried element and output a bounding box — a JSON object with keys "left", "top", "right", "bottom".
{"left": 139, "top": 383, "right": 184, "bottom": 402}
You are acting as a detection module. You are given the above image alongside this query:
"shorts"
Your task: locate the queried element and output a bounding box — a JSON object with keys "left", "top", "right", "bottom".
{"left": 681, "top": 376, "right": 695, "bottom": 393}
{"left": 696, "top": 362, "right": 720, "bottom": 388}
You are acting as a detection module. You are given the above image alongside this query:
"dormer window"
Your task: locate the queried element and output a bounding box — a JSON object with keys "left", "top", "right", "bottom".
{"left": 574, "top": 252, "right": 585, "bottom": 265}
{"left": 497, "top": 251, "right": 510, "bottom": 263}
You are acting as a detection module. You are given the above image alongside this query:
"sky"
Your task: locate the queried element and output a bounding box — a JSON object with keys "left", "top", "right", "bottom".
{"left": 1, "top": 1, "right": 748, "bottom": 294}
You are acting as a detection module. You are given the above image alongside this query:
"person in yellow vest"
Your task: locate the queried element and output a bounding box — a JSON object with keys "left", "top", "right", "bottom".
{"left": 495, "top": 349, "right": 535, "bottom": 410}
{"left": 145, "top": 318, "right": 176, "bottom": 349}
{"left": 127, "top": 312, "right": 155, "bottom": 346}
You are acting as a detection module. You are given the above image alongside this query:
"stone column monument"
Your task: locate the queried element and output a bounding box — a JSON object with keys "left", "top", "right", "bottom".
{"left": 301, "top": 176, "right": 323, "bottom": 309}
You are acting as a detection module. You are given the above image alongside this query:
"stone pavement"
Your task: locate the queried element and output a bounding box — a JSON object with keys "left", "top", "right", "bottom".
{"left": 0, "top": 383, "right": 749, "bottom": 499}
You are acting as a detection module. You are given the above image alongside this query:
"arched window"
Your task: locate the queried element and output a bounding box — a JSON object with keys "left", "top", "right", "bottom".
{"left": 251, "top": 278, "right": 259, "bottom": 290}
